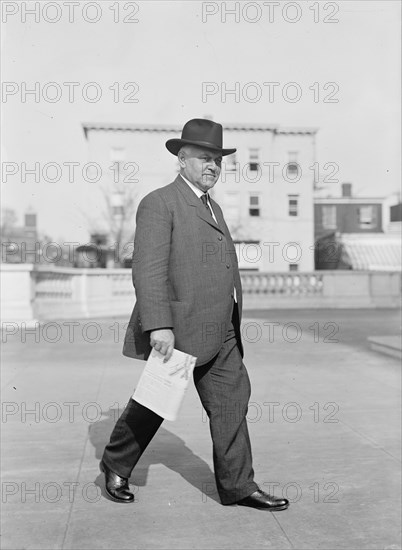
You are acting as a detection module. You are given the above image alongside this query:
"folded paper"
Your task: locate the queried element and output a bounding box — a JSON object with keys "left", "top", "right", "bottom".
{"left": 132, "top": 348, "right": 197, "bottom": 421}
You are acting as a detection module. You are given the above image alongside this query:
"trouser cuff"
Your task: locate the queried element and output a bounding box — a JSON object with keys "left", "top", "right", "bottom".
{"left": 219, "top": 481, "right": 259, "bottom": 505}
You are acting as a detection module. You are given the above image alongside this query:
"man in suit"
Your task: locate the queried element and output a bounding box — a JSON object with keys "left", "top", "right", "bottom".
{"left": 100, "top": 118, "right": 289, "bottom": 511}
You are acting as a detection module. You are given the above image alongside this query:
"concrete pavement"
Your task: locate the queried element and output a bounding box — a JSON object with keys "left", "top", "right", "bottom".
{"left": 1, "top": 309, "right": 401, "bottom": 549}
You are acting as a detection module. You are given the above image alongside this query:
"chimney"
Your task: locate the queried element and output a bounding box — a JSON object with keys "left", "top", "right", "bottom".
{"left": 24, "top": 212, "right": 37, "bottom": 228}
{"left": 342, "top": 183, "right": 352, "bottom": 198}
{"left": 24, "top": 209, "right": 37, "bottom": 240}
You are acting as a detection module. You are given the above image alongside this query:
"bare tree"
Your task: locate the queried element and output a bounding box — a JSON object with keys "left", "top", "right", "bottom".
{"left": 228, "top": 221, "right": 252, "bottom": 242}
{"left": 79, "top": 179, "right": 139, "bottom": 268}
{"left": 100, "top": 182, "right": 139, "bottom": 266}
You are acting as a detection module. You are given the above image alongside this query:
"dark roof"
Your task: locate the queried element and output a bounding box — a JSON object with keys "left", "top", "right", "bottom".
{"left": 315, "top": 197, "right": 385, "bottom": 204}
{"left": 82, "top": 122, "right": 318, "bottom": 139}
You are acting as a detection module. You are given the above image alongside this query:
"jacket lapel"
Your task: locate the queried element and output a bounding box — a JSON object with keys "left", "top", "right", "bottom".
{"left": 210, "top": 197, "right": 228, "bottom": 232}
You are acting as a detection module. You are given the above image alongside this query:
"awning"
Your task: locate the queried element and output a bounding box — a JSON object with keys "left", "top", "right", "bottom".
{"left": 340, "top": 234, "right": 401, "bottom": 271}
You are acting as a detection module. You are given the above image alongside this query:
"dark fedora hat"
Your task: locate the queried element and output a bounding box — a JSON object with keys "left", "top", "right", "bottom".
{"left": 166, "top": 118, "right": 236, "bottom": 156}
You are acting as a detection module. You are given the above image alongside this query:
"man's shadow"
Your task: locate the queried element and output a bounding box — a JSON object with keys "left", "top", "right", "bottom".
{"left": 89, "top": 409, "right": 220, "bottom": 503}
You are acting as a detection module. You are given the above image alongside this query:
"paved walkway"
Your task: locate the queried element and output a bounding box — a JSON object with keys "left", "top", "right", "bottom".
{"left": 1, "top": 309, "right": 401, "bottom": 550}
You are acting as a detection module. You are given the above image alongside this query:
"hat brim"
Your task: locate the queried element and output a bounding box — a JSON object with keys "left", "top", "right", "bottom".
{"left": 166, "top": 138, "right": 236, "bottom": 157}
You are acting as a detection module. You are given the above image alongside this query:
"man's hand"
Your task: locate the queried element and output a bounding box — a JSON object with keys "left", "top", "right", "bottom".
{"left": 150, "top": 329, "right": 175, "bottom": 363}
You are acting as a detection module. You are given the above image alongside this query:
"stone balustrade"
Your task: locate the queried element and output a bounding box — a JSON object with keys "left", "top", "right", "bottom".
{"left": 241, "top": 272, "right": 324, "bottom": 297}
{"left": 1, "top": 264, "right": 400, "bottom": 324}
{"left": 241, "top": 270, "right": 401, "bottom": 308}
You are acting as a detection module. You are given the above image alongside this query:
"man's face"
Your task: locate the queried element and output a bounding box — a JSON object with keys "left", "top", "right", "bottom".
{"left": 179, "top": 146, "right": 222, "bottom": 193}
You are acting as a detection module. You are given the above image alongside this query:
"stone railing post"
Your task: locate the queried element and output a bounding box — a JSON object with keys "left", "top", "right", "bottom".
{"left": 0, "top": 264, "right": 37, "bottom": 325}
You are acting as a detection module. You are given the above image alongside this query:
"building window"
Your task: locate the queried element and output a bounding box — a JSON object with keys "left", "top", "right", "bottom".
{"left": 289, "top": 264, "right": 299, "bottom": 272}
{"left": 288, "top": 195, "right": 299, "bottom": 217}
{"left": 358, "top": 206, "right": 377, "bottom": 228}
{"left": 322, "top": 205, "right": 337, "bottom": 229}
{"left": 249, "top": 148, "right": 259, "bottom": 171}
{"left": 286, "top": 151, "right": 300, "bottom": 179}
{"left": 249, "top": 194, "right": 260, "bottom": 216}
{"left": 110, "top": 147, "right": 126, "bottom": 182}
{"left": 223, "top": 192, "right": 240, "bottom": 222}
{"left": 111, "top": 192, "right": 124, "bottom": 218}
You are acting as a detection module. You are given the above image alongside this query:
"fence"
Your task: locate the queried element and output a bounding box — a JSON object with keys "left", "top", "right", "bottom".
{"left": 1, "top": 264, "right": 400, "bottom": 324}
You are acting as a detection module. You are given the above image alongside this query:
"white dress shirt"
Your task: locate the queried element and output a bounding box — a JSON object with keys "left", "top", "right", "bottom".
{"left": 180, "top": 174, "right": 218, "bottom": 223}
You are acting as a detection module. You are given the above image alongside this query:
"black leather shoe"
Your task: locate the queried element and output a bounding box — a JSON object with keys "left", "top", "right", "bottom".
{"left": 237, "top": 489, "right": 289, "bottom": 511}
{"left": 99, "top": 461, "right": 134, "bottom": 503}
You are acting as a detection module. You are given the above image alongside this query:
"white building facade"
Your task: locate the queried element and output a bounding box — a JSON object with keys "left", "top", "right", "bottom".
{"left": 83, "top": 122, "right": 317, "bottom": 272}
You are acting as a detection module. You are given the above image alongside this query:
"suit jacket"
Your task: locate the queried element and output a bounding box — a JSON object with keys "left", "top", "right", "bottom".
{"left": 123, "top": 175, "right": 243, "bottom": 366}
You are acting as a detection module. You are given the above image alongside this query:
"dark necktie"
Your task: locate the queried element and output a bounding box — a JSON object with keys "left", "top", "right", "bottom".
{"left": 200, "top": 193, "right": 213, "bottom": 218}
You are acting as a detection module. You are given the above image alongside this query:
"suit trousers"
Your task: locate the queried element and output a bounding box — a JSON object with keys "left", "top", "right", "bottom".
{"left": 102, "top": 305, "right": 258, "bottom": 504}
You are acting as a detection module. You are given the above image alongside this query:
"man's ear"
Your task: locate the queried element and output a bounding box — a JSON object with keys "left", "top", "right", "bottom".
{"left": 177, "top": 151, "right": 186, "bottom": 169}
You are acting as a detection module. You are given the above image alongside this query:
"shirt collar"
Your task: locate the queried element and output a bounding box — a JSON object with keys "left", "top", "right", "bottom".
{"left": 179, "top": 174, "right": 208, "bottom": 200}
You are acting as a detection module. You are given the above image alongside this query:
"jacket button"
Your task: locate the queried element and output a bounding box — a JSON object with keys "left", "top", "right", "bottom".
{"left": 218, "top": 236, "right": 223, "bottom": 241}
{"left": 226, "top": 264, "right": 230, "bottom": 269}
